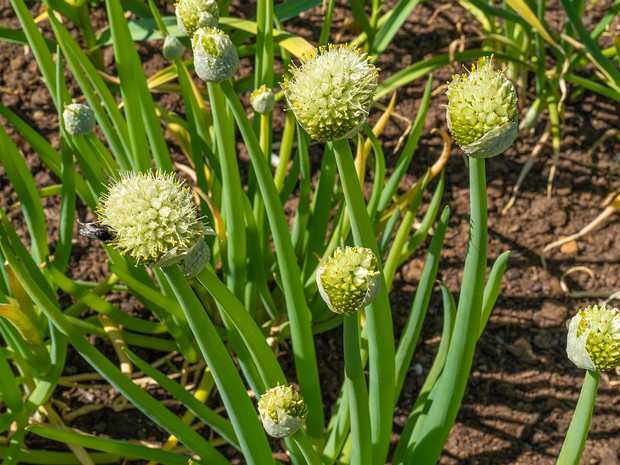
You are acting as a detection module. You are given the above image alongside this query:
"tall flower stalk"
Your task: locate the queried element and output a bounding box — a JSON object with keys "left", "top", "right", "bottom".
{"left": 317, "top": 246, "right": 380, "bottom": 465}
{"left": 405, "top": 56, "right": 516, "bottom": 464}
{"left": 557, "top": 305, "right": 620, "bottom": 465}
{"left": 283, "top": 43, "right": 395, "bottom": 464}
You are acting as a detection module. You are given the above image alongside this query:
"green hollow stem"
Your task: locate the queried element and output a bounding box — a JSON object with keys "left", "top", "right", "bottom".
{"left": 408, "top": 157, "right": 487, "bottom": 464}
{"left": 194, "top": 267, "right": 322, "bottom": 465}
{"left": 343, "top": 313, "right": 372, "bottom": 465}
{"left": 196, "top": 266, "right": 285, "bottom": 386}
{"left": 207, "top": 82, "right": 264, "bottom": 394}
{"left": 556, "top": 370, "right": 600, "bottom": 465}
{"left": 290, "top": 430, "right": 322, "bottom": 465}
{"left": 207, "top": 82, "right": 246, "bottom": 298}
{"left": 273, "top": 111, "right": 296, "bottom": 191}
{"left": 76, "top": 3, "right": 105, "bottom": 71}
{"left": 161, "top": 265, "right": 275, "bottom": 465}
{"left": 221, "top": 80, "right": 324, "bottom": 441}
{"left": 332, "top": 138, "right": 395, "bottom": 464}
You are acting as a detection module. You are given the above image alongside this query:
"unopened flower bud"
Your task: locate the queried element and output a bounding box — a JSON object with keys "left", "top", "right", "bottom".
{"left": 446, "top": 56, "right": 518, "bottom": 158}
{"left": 567, "top": 304, "right": 620, "bottom": 372}
{"left": 191, "top": 27, "right": 239, "bottom": 84}
{"left": 97, "top": 170, "right": 214, "bottom": 268}
{"left": 63, "top": 103, "right": 95, "bottom": 136}
{"left": 163, "top": 35, "right": 184, "bottom": 60}
{"left": 250, "top": 85, "right": 275, "bottom": 114}
{"left": 258, "top": 384, "right": 308, "bottom": 438}
{"left": 317, "top": 246, "right": 380, "bottom": 314}
{"left": 175, "top": 0, "right": 219, "bottom": 37}
{"left": 282, "top": 44, "right": 378, "bottom": 142}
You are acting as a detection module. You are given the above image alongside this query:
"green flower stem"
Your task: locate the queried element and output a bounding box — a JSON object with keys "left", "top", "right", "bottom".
{"left": 76, "top": 3, "right": 104, "bottom": 70}
{"left": 195, "top": 267, "right": 322, "bottom": 465}
{"left": 110, "top": 264, "right": 198, "bottom": 362}
{"left": 301, "top": 145, "right": 338, "bottom": 285}
{"left": 343, "top": 313, "right": 372, "bottom": 465}
{"left": 251, "top": 113, "right": 272, "bottom": 276}
{"left": 556, "top": 370, "right": 600, "bottom": 465}
{"left": 291, "top": 127, "right": 311, "bottom": 254}
{"left": 273, "top": 111, "right": 296, "bottom": 191}
{"left": 207, "top": 82, "right": 248, "bottom": 301}
{"left": 332, "top": 138, "right": 395, "bottom": 464}
{"left": 409, "top": 157, "right": 487, "bottom": 464}
{"left": 291, "top": 429, "right": 322, "bottom": 465}
{"left": 195, "top": 266, "right": 285, "bottom": 385}
{"left": 175, "top": 58, "right": 213, "bottom": 214}
{"left": 161, "top": 265, "right": 275, "bottom": 465}
{"left": 255, "top": 0, "right": 274, "bottom": 90}
{"left": 242, "top": 194, "right": 278, "bottom": 319}
{"left": 221, "top": 80, "right": 324, "bottom": 441}
{"left": 208, "top": 82, "right": 244, "bottom": 286}
{"left": 251, "top": 0, "right": 274, "bottom": 265}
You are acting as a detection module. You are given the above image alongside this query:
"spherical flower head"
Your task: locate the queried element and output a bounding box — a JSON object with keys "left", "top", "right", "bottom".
{"left": 446, "top": 56, "right": 518, "bottom": 158}
{"left": 282, "top": 44, "right": 378, "bottom": 142}
{"left": 163, "top": 35, "right": 184, "bottom": 60}
{"left": 250, "top": 85, "right": 275, "bottom": 114}
{"left": 175, "top": 0, "right": 219, "bottom": 37}
{"left": 316, "top": 246, "right": 380, "bottom": 314}
{"left": 567, "top": 304, "right": 620, "bottom": 372}
{"left": 258, "top": 385, "right": 308, "bottom": 438}
{"left": 97, "top": 170, "right": 211, "bottom": 268}
{"left": 63, "top": 103, "right": 96, "bottom": 136}
{"left": 191, "top": 27, "right": 239, "bottom": 84}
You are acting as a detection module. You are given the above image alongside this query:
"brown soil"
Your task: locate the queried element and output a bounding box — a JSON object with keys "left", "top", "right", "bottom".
{"left": 1, "top": 0, "right": 619, "bottom": 464}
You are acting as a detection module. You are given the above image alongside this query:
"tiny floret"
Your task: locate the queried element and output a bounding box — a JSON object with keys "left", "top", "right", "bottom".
{"left": 282, "top": 44, "right": 378, "bottom": 142}
{"left": 163, "top": 35, "right": 184, "bottom": 60}
{"left": 317, "top": 246, "right": 380, "bottom": 314}
{"left": 191, "top": 27, "right": 239, "bottom": 84}
{"left": 250, "top": 85, "right": 275, "bottom": 114}
{"left": 175, "top": 0, "right": 219, "bottom": 37}
{"left": 567, "top": 304, "right": 620, "bottom": 373}
{"left": 446, "top": 56, "right": 518, "bottom": 158}
{"left": 63, "top": 103, "right": 95, "bottom": 136}
{"left": 258, "top": 384, "right": 308, "bottom": 438}
{"left": 97, "top": 170, "right": 213, "bottom": 268}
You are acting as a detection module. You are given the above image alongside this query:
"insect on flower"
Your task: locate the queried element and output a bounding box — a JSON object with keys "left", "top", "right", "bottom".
{"left": 78, "top": 222, "right": 115, "bottom": 243}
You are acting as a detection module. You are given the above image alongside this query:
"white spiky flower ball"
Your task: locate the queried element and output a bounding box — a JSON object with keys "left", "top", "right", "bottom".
{"left": 97, "top": 171, "right": 211, "bottom": 269}
{"left": 567, "top": 304, "right": 620, "bottom": 373}
{"left": 191, "top": 27, "right": 239, "bottom": 84}
{"left": 175, "top": 0, "right": 219, "bottom": 37}
{"left": 446, "top": 56, "right": 518, "bottom": 158}
{"left": 316, "top": 246, "right": 381, "bottom": 314}
{"left": 282, "top": 44, "right": 378, "bottom": 142}
{"left": 258, "top": 385, "right": 308, "bottom": 438}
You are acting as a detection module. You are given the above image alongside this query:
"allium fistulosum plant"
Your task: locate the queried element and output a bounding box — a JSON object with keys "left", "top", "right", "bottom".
{"left": 557, "top": 304, "right": 620, "bottom": 465}
{"left": 11, "top": 0, "right": 607, "bottom": 463}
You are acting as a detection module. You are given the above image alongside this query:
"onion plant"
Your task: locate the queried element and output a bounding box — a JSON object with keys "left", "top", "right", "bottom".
{"left": 558, "top": 304, "right": 620, "bottom": 465}
{"left": 0, "top": 0, "right": 607, "bottom": 464}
